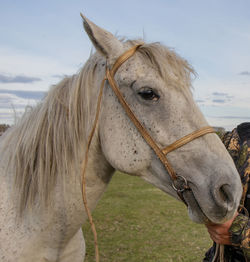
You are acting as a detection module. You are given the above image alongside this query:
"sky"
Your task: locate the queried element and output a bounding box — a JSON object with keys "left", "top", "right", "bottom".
{"left": 0, "top": 0, "right": 250, "bottom": 130}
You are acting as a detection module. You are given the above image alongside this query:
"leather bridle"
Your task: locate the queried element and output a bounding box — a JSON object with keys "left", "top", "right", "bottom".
{"left": 105, "top": 44, "right": 215, "bottom": 204}
{"left": 81, "top": 44, "right": 215, "bottom": 262}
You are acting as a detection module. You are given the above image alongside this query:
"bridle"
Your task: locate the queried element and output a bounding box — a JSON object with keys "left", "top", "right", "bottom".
{"left": 106, "top": 44, "right": 215, "bottom": 203}
{"left": 81, "top": 43, "right": 215, "bottom": 261}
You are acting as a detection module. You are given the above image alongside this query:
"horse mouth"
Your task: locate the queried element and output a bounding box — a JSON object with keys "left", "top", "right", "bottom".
{"left": 183, "top": 189, "right": 210, "bottom": 224}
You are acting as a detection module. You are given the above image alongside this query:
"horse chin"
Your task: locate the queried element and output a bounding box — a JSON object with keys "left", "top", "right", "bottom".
{"left": 184, "top": 191, "right": 210, "bottom": 224}
{"left": 187, "top": 206, "right": 208, "bottom": 224}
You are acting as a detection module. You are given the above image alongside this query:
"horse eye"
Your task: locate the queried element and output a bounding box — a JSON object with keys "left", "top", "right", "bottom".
{"left": 137, "top": 87, "right": 160, "bottom": 101}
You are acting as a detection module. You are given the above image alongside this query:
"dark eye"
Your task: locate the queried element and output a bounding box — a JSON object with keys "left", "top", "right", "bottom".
{"left": 137, "top": 87, "right": 160, "bottom": 101}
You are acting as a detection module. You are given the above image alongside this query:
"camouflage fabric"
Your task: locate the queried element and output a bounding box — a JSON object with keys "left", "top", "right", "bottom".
{"left": 222, "top": 128, "right": 250, "bottom": 208}
{"left": 222, "top": 125, "right": 250, "bottom": 261}
{"left": 204, "top": 123, "right": 250, "bottom": 262}
{"left": 229, "top": 213, "right": 250, "bottom": 260}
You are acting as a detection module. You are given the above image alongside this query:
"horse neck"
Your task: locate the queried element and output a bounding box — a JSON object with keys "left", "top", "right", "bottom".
{"left": 46, "top": 67, "right": 115, "bottom": 222}
{"left": 83, "top": 137, "right": 115, "bottom": 213}
{"left": 79, "top": 63, "right": 115, "bottom": 213}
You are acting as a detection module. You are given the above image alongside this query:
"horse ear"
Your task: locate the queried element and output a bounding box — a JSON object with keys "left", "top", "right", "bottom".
{"left": 81, "top": 13, "right": 124, "bottom": 58}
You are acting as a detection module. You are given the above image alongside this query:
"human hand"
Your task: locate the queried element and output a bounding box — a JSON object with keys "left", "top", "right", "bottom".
{"left": 205, "top": 212, "right": 239, "bottom": 245}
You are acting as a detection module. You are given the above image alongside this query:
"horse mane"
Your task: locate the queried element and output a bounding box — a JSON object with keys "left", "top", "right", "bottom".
{"left": 1, "top": 40, "right": 195, "bottom": 214}
{"left": 1, "top": 58, "right": 100, "bottom": 214}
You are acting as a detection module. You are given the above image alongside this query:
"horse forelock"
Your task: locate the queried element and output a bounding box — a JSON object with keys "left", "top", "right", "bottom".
{"left": 126, "top": 40, "right": 196, "bottom": 90}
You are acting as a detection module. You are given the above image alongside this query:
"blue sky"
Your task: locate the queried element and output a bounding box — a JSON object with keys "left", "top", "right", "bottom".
{"left": 0, "top": 0, "right": 250, "bottom": 129}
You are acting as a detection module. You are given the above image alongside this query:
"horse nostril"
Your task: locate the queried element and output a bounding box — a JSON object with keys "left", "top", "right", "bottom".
{"left": 214, "top": 184, "right": 234, "bottom": 209}
{"left": 219, "top": 184, "right": 230, "bottom": 202}
{"left": 215, "top": 184, "right": 235, "bottom": 211}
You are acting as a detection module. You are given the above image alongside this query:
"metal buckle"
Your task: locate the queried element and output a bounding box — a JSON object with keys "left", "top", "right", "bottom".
{"left": 172, "top": 175, "right": 189, "bottom": 193}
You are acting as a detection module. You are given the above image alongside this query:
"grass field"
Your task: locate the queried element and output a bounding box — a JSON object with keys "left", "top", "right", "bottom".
{"left": 82, "top": 172, "right": 212, "bottom": 262}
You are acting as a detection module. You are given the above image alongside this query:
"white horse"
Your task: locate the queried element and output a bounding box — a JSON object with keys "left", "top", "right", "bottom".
{"left": 0, "top": 16, "right": 242, "bottom": 262}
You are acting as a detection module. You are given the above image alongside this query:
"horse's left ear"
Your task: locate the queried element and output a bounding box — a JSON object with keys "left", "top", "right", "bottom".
{"left": 81, "top": 13, "right": 124, "bottom": 58}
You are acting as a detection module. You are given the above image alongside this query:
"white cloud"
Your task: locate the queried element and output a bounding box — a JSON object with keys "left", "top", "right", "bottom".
{"left": 0, "top": 74, "right": 42, "bottom": 84}
{"left": 205, "top": 116, "right": 250, "bottom": 131}
{"left": 0, "top": 92, "right": 40, "bottom": 124}
{"left": 0, "top": 47, "right": 79, "bottom": 76}
{"left": 0, "top": 45, "right": 90, "bottom": 124}
{"left": 239, "top": 71, "right": 250, "bottom": 76}
{"left": 0, "top": 46, "right": 83, "bottom": 124}
{"left": 194, "top": 76, "right": 250, "bottom": 109}
{"left": 0, "top": 93, "right": 37, "bottom": 108}
{"left": 0, "top": 46, "right": 82, "bottom": 93}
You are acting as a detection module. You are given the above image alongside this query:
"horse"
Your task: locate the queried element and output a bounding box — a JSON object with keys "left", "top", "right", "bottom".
{"left": 0, "top": 15, "right": 242, "bottom": 262}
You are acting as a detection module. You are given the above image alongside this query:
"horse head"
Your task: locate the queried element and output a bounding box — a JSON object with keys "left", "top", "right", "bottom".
{"left": 82, "top": 15, "right": 242, "bottom": 224}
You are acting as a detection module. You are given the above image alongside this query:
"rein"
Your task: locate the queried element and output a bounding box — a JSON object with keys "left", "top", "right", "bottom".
{"left": 81, "top": 44, "right": 215, "bottom": 262}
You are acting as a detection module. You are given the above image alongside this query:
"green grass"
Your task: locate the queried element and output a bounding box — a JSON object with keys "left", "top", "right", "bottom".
{"left": 82, "top": 172, "right": 212, "bottom": 262}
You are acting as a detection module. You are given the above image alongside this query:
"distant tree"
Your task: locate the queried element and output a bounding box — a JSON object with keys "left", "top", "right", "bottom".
{"left": 0, "top": 124, "right": 10, "bottom": 136}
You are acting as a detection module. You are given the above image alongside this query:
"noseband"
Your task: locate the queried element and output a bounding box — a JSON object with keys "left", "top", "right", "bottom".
{"left": 105, "top": 44, "right": 215, "bottom": 204}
